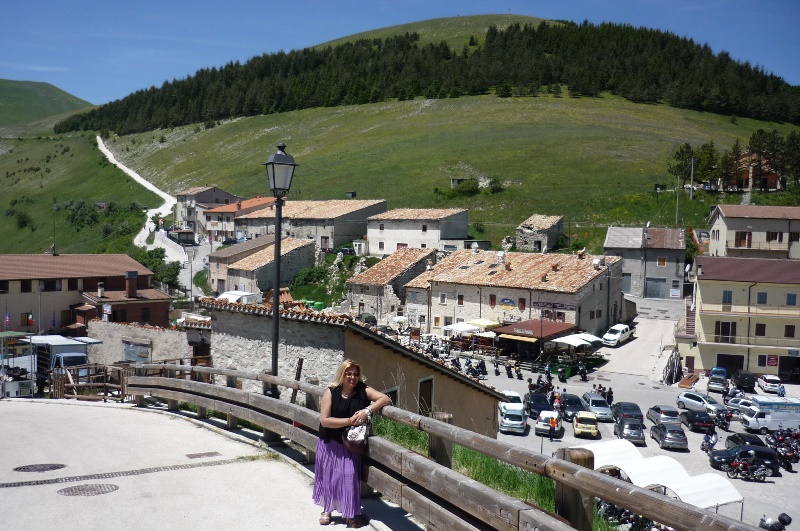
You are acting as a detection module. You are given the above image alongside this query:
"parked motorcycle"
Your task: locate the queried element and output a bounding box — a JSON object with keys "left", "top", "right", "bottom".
{"left": 505, "top": 363, "right": 514, "bottom": 378}
{"left": 515, "top": 363, "right": 523, "bottom": 380}
{"left": 578, "top": 363, "right": 588, "bottom": 382}
{"left": 723, "top": 387, "right": 744, "bottom": 405}
{"left": 725, "top": 460, "right": 768, "bottom": 481}
{"left": 493, "top": 359, "right": 500, "bottom": 376}
{"left": 714, "top": 410, "right": 731, "bottom": 431}
{"left": 760, "top": 513, "right": 792, "bottom": 531}
{"left": 557, "top": 366, "right": 567, "bottom": 383}
{"left": 477, "top": 360, "right": 487, "bottom": 375}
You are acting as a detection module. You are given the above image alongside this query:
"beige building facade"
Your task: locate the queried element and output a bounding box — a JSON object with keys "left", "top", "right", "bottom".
{"left": 708, "top": 205, "right": 800, "bottom": 259}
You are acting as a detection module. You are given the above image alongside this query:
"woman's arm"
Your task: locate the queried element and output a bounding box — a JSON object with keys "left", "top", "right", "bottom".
{"left": 320, "top": 388, "right": 360, "bottom": 428}
{"left": 364, "top": 386, "right": 392, "bottom": 414}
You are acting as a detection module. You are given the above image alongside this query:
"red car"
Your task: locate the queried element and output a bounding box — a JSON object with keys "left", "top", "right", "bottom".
{"left": 680, "top": 410, "right": 715, "bottom": 433}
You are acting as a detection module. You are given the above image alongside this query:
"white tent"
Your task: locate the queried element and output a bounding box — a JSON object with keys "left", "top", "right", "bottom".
{"left": 573, "top": 440, "right": 743, "bottom": 511}
{"left": 442, "top": 322, "right": 480, "bottom": 334}
{"left": 574, "top": 333, "right": 603, "bottom": 344}
{"left": 474, "top": 331, "right": 497, "bottom": 339}
{"left": 553, "top": 335, "right": 591, "bottom": 347}
{"left": 467, "top": 318, "right": 501, "bottom": 329}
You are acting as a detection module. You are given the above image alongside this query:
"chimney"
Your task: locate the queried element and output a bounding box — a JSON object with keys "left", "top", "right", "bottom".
{"left": 425, "top": 259, "right": 433, "bottom": 271}
{"left": 237, "top": 200, "right": 242, "bottom": 209}
{"left": 126, "top": 271, "right": 138, "bottom": 298}
{"left": 541, "top": 272, "right": 548, "bottom": 282}
{"left": 98, "top": 282, "right": 105, "bottom": 298}
{"left": 505, "top": 261, "right": 512, "bottom": 271}
{"left": 551, "top": 263, "right": 560, "bottom": 272}
{"left": 697, "top": 264, "right": 703, "bottom": 276}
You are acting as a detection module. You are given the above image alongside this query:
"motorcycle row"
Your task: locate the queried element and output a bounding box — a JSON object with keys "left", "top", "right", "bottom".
{"left": 495, "top": 359, "right": 589, "bottom": 385}
{"left": 595, "top": 498, "right": 675, "bottom": 531}
{"left": 765, "top": 426, "right": 800, "bottom": 473}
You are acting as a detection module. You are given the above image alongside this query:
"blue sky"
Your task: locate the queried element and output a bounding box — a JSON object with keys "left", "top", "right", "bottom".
{"left": 3, "top": 0, "right": 799, "bottom": 105}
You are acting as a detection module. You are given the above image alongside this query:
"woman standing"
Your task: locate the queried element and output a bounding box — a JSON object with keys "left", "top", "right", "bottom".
{"left": 314, "top": 359, "right": 391, "bottom": 528}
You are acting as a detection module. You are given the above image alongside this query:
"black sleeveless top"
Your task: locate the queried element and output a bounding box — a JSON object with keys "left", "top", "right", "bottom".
{"left": 320, "top": 381, "right": 370, "bottom": 443}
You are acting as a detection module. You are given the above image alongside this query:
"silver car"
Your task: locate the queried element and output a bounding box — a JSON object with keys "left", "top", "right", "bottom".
{"left": 676, "top": 391, "right": 727, "bottom": 415}
{"left": 580, "top": 392, "right": 613, "bottom": 422}
{"left": 646, "top": 405, "right": 681, "bottom": 425}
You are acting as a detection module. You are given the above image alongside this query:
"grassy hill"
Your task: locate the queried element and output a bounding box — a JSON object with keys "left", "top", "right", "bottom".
{"left": 103, "top": 92, "right": 798, "bottom": 252}
{"left": 0, "top": 79, "right": 92, "bottom": 129}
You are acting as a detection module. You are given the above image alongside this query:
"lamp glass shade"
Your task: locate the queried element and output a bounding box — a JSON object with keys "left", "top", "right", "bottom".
{"left": 265, "top": 144, "right": 297, "bottom": 196}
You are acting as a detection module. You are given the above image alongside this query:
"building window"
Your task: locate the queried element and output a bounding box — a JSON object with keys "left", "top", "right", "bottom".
{"left": 40, "top": 279, "right": 62, "bottom": 292}
{"left": 422, "top": 224, "right": 427, "bottom": 232}
{"left": 518, "top": 298, "right": 526, "bottom": 311}
{"left": 378, "top": 242, "right": 384, "bottom": 251}
{"left": 409, "top": 292, "right": 417, "bottom": 302}
{"left": 489, "top": 294, "right": 496, "bottom": 306}
{"left": 672, "top": 279, "right": 680, "bottom": 289}
{"left": 419, "top": 316, "right": 425, "bottom": 324}
{"left": 141, "top": 308, "right": 151, "bottom": 323}
{"left": 790, "top": 232, "right": 800, "bottom": 243}
{"left": 556, "top": 311, "right": 565, "bottom": 322}
{"left": 421, "top": 243, "right": 427, "bottom": 248}
{"left": 439, "top": 293, "right": 446, "bottom": 304}
{"left": 757, "top": 354, "right": 767, "bottom": 367}
{"left": 786, "top": 325, "right": 796, "bottom": 338}
{"left": 457, "top": 295, "right": 464, "bottom": 306}
{"left": 657, "top": 257, "right": 667, "bottom": 267}
{"left": 590, "top": 310, "right": 596, "bottom": 319}
{"left": 68, "top": 278, "right": 78, "bottom": 291}
{"left": 597, "top": 309, "right": 602, "bottom": 318}
{"left": 734, "top": 231, "right": 752, "bottom": 248}
{"left": 754, "top": 323, "right": 766, "bottom": 336}
{"left": 756, "top": 292, "right": 767, "bottom": 305}
{"left": 21, "top": 280, "right": 32, "bottom": 293}
{"left": 714, "top": 321, "right": 736, "bottom": 343}
{"left": 433, "top": 316, "right": 440, "bottom": 327}
{"left": 788, "top": 294, "right": 797, "bottom": 307}
{"left": 378, "top": 223, "right": 385, "bottom": 231}
{"left": 20, "top": 313, "right": 31, "bottom": 327}
{"left": 0, "top": 280, "right": 7, "bottom": 293}
{"left": 766, "top": 232, "right": 783, "bottom": 242}
{"left": 543, "top": 310, "right": 553, "bottom": 320}
{"left": 722, "top": 290, "right": 733, "bottom": 305}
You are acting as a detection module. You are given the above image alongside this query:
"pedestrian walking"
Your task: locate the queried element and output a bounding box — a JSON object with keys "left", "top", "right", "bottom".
{"left": 606, "top": 388, "right": 614, "bottom": 405}
{"left": 548, "top": 414, "right": 558, "bottom": 442}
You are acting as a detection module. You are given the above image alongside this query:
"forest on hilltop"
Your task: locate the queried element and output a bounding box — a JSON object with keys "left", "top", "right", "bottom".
{"left": 55, "top": 21, "right": 800, "bottom": 136}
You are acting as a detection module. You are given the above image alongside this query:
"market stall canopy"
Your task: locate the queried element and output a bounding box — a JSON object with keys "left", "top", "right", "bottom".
{"left": 466, "top": 318, "right": 500, "bottom": 329}
{"left": 553, "top": 335, "right": 592, "bottom": 347}
{"left": 498, "top": 334, "right": 537, "bottom": 343}
{"left": 442, "top": 322, "right": 480, "bottom": 334}
{"left": 474, "top": 331, "right": 497, "bottom": 339}
{"left": 574, "top": 333, "right": 603, "bottom": 344}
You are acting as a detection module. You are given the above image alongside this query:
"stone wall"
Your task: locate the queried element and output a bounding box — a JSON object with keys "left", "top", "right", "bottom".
{"left": 87, "top": 320, "right": 189, "bottom": 365}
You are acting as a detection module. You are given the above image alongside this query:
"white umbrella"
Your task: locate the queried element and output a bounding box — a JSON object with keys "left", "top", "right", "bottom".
{"left": 393, "top": 316, "right": 407, "bottom": 323}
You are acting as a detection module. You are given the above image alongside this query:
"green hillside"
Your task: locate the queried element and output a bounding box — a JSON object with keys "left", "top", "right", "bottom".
{"left": 104, "top": 92, "right": 799, "bottom": 251}
{"left": 0, "top": 79, "right": 92, "bottom": 128}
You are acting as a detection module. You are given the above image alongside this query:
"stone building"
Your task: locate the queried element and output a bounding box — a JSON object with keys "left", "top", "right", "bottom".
{"left": 515, "top": 214, "right": 564, "bottom": 252}
{"left": 207, "top": 236, "right": 275, "bottom": 295}
{"left": 87, "top": 320, "right": 189, "bottom": 365}
{"left": 365, "top": 208, "right": 469, "bottom": 256}
{"left": 226, "top": 238, "right": 316, "bottom": 295}
{"left": 174, "top": 186, "right": 241, "bottom": 235}
{"left": 347, "top": 247, "right": 436, "bottom": 324}
{"left": 204, "top": 197, "right": 275, "bottom": 242}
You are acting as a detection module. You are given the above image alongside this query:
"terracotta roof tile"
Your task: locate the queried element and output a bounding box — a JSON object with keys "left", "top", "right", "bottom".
{"left": 349, "top": 248, "right": 436, "bottom": 286}
{"left": 645, "top": 228, "right": 685, "bottom": 250}
{"left": 205, "top": 197, "right": 274, "bottom": 214}
{"left": 208, "top": 235, "right": 275, "bottom": 259}
{"left": 367, "top": 208, "right": 467, "bottom": 221}
{"left": 0, "top": 254, "right": 153, "bottom": 281}
{"left": 228, "top": 238, "right": 314, "bottom": 271}
{"left": 696, "top": 256, "right": 800, "bottom": 284}
{"left": 405, "top": 249, "right": 618, "bottom": 293}
{"left": 176, "top": 186, "right": 214, "bottom": 196}
{"left": 238, "top": 199, "right": 386, "bottom": 220}
{"left": 199, "top": 296, "right": 351, "bottom": 325}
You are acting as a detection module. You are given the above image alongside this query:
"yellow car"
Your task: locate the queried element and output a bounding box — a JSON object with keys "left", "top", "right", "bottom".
{"left": 573, "top": 412, "right": 599, "bottom": 438}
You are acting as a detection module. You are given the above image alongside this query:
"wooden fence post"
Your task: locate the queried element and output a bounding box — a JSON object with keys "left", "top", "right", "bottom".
{"left": 226, "top": 371, "right": 238, "bottom": 430}
{"left": 261, "top": 370, "right": 283, "bottom": 446}
{"left": 555, "top": 447, "right": 594, "bottom": 531}
{"left": 428, "top": 412, "right": 453, "bottom": 469}
{"left": 135, "top": 367, "right": 147, "bottom": 408}
{"left": 194, "top": 369, "right": 207, "bottom": 419}
{"left": 304, "top": 376, "right": 319, "bottom": 464}
{"left": 166, "top": 368, "right": 179, "bottom": 411}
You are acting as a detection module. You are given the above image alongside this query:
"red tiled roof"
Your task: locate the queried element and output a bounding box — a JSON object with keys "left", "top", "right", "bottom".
{"left": 238, "top": 199, "right": 386, "bottom": 220}
{"left": 198, "top": 296, "right": 351, "bottom": 325}
{"left": 696, "top": 256, "right": 800, "bottom": 284}
{"left": 494, "top": 320, "right": 577, "bottom": 339}
{"left": 349, "top": 248, "right": 436, "bottom": 286}
{"left": 645, "top": 228, "right": 685, "bottom": 250}
{"left": 0, "top": 254, "right": 153, "bottom": 281}
{"left": 205, "top": 197, "right": 274, "bottom": 214}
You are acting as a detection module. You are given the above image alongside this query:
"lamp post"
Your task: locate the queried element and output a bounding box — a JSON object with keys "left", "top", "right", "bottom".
{"left": 264, "top": 143, "right": 297, "bottom": 399}
{"left": 187, "top": 248, "right": 197, "bottom": 312}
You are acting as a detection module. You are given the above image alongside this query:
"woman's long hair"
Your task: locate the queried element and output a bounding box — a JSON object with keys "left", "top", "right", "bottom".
{"left": 330, "top": 358, "right": 366, "bottom": 388}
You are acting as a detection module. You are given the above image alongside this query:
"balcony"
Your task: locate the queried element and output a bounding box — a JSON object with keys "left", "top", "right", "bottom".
{"left": 698, "top": 302, "right": 800, "bottom": 318}
{"left": 701, "top": 334, "right": 800, "bottom": 349}
{"left": 725, "top": 239, "right": 791, "bottom": 251}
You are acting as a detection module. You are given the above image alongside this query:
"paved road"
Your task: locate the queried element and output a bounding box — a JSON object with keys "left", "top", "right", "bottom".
{"left": 484, "top": 316, "right": 798, "bottom": 527}
{"left": 0, "top": 399, "right": 418, "bottom": 531}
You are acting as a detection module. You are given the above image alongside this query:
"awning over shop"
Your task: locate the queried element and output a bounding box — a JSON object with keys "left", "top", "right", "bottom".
{"left": 474, "top": 331, "right": 497, "bottom": 339}
{"left": 499, "top": 334, "right": 538, "bottom": 343}
{"left": 575, "top": 333, "right": 603, "bottom": 344}
{"left": 553, "top": 335, "right": 591, "bottom": 347}
{"left": 493, "top": 319, "right": 577, "bottom": 340}
{"left": 467, "top": 318, "right": 501, "bottom": 329}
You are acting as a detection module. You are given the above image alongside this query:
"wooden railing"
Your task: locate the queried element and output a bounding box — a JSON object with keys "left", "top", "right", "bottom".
{"left": 127, "top": 364, "right": 756, "bottom": 531}
{"left": 51, "top": 364, "right": 134, "bottom": 402}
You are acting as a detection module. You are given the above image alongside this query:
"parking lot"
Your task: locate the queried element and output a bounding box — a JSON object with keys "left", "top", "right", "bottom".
{"left": 485, "top": 317, "right": 798, "bottom": 527}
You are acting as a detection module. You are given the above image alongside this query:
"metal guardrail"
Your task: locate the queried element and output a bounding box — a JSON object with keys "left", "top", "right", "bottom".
{"left": 126, "top": 364, "right": 757, "bottom": 531}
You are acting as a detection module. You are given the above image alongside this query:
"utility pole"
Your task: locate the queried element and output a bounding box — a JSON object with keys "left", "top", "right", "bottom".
{"left": 690, "top": 158, "right": 694, "bottom": 201}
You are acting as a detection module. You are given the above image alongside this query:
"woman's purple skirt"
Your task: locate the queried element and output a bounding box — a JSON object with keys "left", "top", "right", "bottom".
{"left": 313, "top": 438, "right": 362, "bottom": 518}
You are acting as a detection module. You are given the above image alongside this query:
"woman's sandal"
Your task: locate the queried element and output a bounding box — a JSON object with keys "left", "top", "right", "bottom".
{"left": 346, "top": 515, "right": 367, "bottom": 528}
{"left": 319, "top": 512, "right": 331, "bottom": 525}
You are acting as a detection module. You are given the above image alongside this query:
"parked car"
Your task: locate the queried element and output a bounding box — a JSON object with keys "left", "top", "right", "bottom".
{"left": 611, "top": 401, "right": 644, "bottom": 422}
{"left": 650, "top": 422, "right": 689, "bottom": 450}
{"left": 499, "top": 406, "right": 528, "bottom": 435}
{"left": 355, "top": 313, "right": 377, "bottom": 325}
{"left": 573, "top": 412, "right": 599, "bottom": 438}
{"left": 499, "top": 391, "right": 523, "bottom": 414}
{"left": 524, "top": 392, "right": 553, "bottom": 418}
{"left": 732, "top": 370, "right": 756, "bottom": 392}
{"left": 613, "top": 418, "right": 646, "bottom": 445}
{"left": 534, "top": 410, "right": 562, "bottom": 437}
{"left": 560, "top": 394, "right": 586, "bottom": 421}
{"left": 333, "top": 247, "right": 356, "bottom": 255}
{"left": 675, "top": 391, "right": 727, "bottom": 414}
{"left": 375, "top": 325, "right": 395, "bottom": 335}
{"left": 602, "top": 324, "right": 633, "bottom": 347}
{"left": 709, "top": 367, "right": 728, "bottom": 379}
{"left": 758, "top": 375, "right": 782, "bottom": 393}
{"left": 580, "top": 392, "right": 613, "bottom": 421}
{"left": 725, "top": 432, "right": 766, "bottom": 450}
{"left": 707, "top": 376, "right": 729, "bottom": 394}
{"left": 221, "top": 237, "right": 238, "bottom": 245}
{"left": 709, "top": 445, "right": 779, "bottom": 476}
{"left": 680, "top": 410, "right": 715, "bottom": 433}
{"left": 646, "top": 405, "right": 681, "bottom": 425}
{"left": 725, "top": 397, "right": 755, "bottom": 414}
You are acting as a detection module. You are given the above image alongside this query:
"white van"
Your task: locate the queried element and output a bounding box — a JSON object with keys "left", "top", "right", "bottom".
{"left": 740, "top": 396, "right": 800, "bottom": 434}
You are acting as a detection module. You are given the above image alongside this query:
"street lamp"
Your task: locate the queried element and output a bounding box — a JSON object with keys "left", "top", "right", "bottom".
{"left": 186, "top": 248, "right": 197, "bottom": 312}
{"left": 264, "top": 142, "right": 297, "bottom": 399}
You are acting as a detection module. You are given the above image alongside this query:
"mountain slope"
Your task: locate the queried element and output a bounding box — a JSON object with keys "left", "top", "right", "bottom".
{"left": 0, "top": 79, "right": 92, "bottom": 127}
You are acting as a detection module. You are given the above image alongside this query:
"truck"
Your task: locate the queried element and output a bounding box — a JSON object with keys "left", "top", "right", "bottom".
{"left": 20, "top": 335, "right": 93, "bottom": 395}
{"left": 601, "top": 324, "right": 634, "bottom": 347}
{"left": 740, "top": 396, "right": 800, "bottom": 434}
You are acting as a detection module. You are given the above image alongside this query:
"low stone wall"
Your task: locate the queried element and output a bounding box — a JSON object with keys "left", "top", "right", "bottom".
{"left": 87, "top": 320, "right": 189, "bottom": 365}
